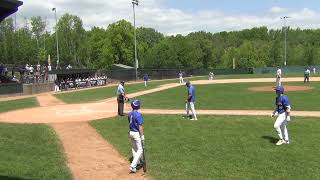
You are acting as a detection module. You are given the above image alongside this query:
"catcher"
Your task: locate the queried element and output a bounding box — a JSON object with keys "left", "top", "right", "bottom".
{"left": 116, "top": 81, "right": 129, "bottom": 116}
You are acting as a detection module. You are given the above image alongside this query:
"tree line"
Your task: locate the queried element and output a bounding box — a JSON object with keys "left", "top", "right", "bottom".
{"left": 1, "top": 13, "right": 320, "bottom": 70}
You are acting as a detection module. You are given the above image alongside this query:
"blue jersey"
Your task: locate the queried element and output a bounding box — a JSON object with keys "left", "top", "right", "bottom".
{"left": 275, "top": 95, "right": 290, "bottom": 114}
{"left": 188, "top": 85, "right": 196, "bottom": 102}
{"left": 128, "top": 111, "right": 143, "bottom": 132}
{"left": 143, "top": 75, "right": 149, "bottom": 81}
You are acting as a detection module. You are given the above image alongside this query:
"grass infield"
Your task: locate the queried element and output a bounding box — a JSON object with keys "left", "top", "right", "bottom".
{"left": 0, "top": 123, "right": 72, "bottom": 180}
{"left": 0, "top": 97, "right": 39, "bottom": 113}
{"left": 91, "top": 115, "right": 320, "bottom": 180}
{"left": 137, "top": 81, "right": 320, "bottom": 111}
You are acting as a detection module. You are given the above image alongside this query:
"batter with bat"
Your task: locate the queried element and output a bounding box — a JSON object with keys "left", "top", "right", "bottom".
{"left": 128, "top": 99, "right": 146, "bottom": 173}
{"left": 271, "top": 86, "right": 291, "bottom": 146}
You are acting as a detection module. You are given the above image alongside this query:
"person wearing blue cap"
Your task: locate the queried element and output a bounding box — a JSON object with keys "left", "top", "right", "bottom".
{"left": 128, "top": 99, "right": 145, "bottom": 173}
{"left": 271, "top": 86, "right": 291, "bottom": 145}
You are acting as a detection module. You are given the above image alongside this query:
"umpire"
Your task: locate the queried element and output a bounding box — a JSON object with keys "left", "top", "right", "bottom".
{"left": 117, "top": 81, "right": 127, "bottom": 116}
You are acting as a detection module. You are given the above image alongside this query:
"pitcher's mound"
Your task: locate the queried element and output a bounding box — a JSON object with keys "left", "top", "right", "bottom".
{"left": 248, "top": 86, "right": 315, "bottom": 92}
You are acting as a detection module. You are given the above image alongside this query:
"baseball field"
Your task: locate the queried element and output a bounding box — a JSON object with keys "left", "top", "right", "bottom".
{"left": 0, "top": 74, "right": 319, "bottom": 180}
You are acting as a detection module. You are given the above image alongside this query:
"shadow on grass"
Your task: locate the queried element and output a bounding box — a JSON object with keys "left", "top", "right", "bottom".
{"left": 0, "top": 175, "right": 32, "bottom": 180}
{"left": 261, "top": 135, "right": 279, "bottom": 144}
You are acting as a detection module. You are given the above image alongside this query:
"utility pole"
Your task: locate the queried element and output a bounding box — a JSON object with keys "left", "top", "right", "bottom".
{"left": 132, "top": 0, "right": 139, "bottom": 81}
{"left": 281, "top": 16, "right": 290, "bottom": 66}
{"left": 52, "top": 8, "right": 60, "bottom": 69}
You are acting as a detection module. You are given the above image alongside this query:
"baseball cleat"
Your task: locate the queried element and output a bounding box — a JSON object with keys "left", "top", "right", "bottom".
{"left": 276, "top": 140, "right": 285, "bottom": 146}
{"left": 129, "top": 166, "right": 137, "bottom": 173}
{"left": 190, "top": 118, "right": 198, "bottom": 121}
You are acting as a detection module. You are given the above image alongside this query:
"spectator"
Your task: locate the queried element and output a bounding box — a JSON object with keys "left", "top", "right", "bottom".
{"left": 0, "top": 64, "right": 3, "bottom": 75}
{"left": 54, "top": 79, "right": 60, "bottom": 92}
{"left": 48, "top": 64, "right": 52, "bottom": 71}
{"left": 66, "top": 64, "right": 72, "bottom": 69}
{"left": 4, "top": 65, "right": 8, "bottom": 76}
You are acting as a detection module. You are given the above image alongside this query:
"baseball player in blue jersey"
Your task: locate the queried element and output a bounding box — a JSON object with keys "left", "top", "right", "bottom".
{"left": 185, "top": 81, "right": 198, "bottom": 120}
{"left": 128, "top": 99, "right": 145, "bottom": 173}
{"left": 143, "top": 74, "right": 149, "bottom": 87}
{"left": 271, "top": 86, "right": 291, "bottom": 145}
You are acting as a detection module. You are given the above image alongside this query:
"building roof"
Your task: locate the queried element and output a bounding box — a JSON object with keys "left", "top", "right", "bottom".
{"left": 112, "top": 64, "right": 134, "bottom": 69}
{"left": 0, "top": 0, "right": 23, "bottom": 22}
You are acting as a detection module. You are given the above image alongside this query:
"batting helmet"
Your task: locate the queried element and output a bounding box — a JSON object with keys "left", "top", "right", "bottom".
{"left": 131, "top": 99, "right": 141, "bottom": 110}
{"left": 185, "top": 81, "right": 191, "bottom": 87}
{"left": 275, "top": 86, "right": 284, "bottom": 94}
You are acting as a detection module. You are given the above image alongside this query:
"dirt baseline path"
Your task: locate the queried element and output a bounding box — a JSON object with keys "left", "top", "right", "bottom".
{"left": 1, "top": 77, "right": 320, "bottom": 180}
{"left": 51, "top": 122, "right": 147, "bottom": 180}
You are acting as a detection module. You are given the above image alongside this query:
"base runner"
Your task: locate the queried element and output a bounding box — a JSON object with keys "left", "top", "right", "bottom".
{"left": 271, "top": 86, "right": 291, "bottom": 146}
{"left": 185, "top": 81, "right": 197, "bottom": 120}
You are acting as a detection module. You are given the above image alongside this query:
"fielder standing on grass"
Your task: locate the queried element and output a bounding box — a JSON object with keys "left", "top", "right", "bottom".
{"left": 143, "top": 73, "right": 149, "bottom": 87}
{"left": 128, "top": 99, "right": 145, "bottom": 173}
{"left": 185, "top": 81, "right": 198, "bottom": 120}
{"left": 117, "top": 81, "right": 128, "bottom": 116}
{"left": 179, "top": 71, "right": 184, "bottom": 84}
{"left": 276, "top": 66, "right": 282, "bottom": 86}
{"left": 271, "top": 86, "right": 291, "bottom": 146}
{"left": 209, "top": 72, "right": 214, "bottom": 80}
{"left": 304, "top": 67, "right": 311, "bottom": 83}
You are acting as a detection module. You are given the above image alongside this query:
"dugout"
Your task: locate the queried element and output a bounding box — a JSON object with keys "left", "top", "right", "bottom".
{"left": 49, "top": 69, "right": 97, "bottom": 81}
{"left": 0, "top": 0, "right": 23, "bottom": 22}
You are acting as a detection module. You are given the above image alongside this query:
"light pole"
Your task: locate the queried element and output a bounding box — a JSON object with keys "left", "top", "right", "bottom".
{"left": 52, "top": 8, "right": 60, "bottom": 69}
{"left": 132, "top": 0, "right": 139, "bottom": 81}
{"left": 281, "top": 16, "right": 290, "bottom": 66}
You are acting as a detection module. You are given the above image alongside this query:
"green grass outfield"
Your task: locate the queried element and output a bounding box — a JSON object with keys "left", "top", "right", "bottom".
{"left": 214, "top": 72, "right": 320, "bottom": 79}
{"left": 91, "top": 115, "right": 320, "bottom": 180}
{"left": 53, "top": 73, "right": 319, "bottom": 104}
{"left": 0, "top": 97, "right": 39, "bottom": 113}
{"left": 54, "top": 76, "right": 205, "bottom": 104}
{"left": 0, "top": 123, "right": 72, "bottom": 180}
{"left": 137, "top": 81, "right": 320, "bottom": 111}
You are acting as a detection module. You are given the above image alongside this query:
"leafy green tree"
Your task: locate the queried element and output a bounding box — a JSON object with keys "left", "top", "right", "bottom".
{"left": 106, "top": 20, "right": 134, "bottom": 66}
{"left": 55, "top": 13, "right": 87, "bottom": 67}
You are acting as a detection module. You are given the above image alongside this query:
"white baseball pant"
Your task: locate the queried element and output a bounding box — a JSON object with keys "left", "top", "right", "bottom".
{"left": 179, "top": 77, "right": 184, "bottom": 84}
{"left": 129, "top": 131, "right": 143, "bottom": 168}
{"left": 276, "top": 76, "right": 281, "bottom": 86}
{"left": 274, "top": 112, "right": 289, "bottom": 141}
{"left": 186, "top": 102, "right": 197, "bottom": 120}
{"left": 144, "top": 81, "right": 147, "bottom": 87}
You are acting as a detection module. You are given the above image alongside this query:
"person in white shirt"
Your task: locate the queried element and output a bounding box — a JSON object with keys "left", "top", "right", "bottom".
{"left": 209, "top": 72, "right": 214, "bottom": 80}
{"left": 304, "top": 67, "right": 311, "bottom": 83}
{"left": 313, "top": 67, "right": 316, "bottom": 74}
{"left": 276, "top": 66, "right": 282, "bottom": 86}
{"left": 179, "top": 71, "right": 184, "bottom": 84}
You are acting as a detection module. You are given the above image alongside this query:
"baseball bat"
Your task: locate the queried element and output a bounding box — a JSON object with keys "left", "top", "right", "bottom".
{"left": 142, "top": 142, "right": 147, "bottom": 172}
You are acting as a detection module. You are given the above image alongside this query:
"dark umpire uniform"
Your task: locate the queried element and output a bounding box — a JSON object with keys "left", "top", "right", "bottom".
{"left": 117, "top": 81, "right": 126, "bottom": 116}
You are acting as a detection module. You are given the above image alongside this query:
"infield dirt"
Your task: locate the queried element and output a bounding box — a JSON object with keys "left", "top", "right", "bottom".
{"left": 1, "top": 77, "right": 320, "bottom": 180}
